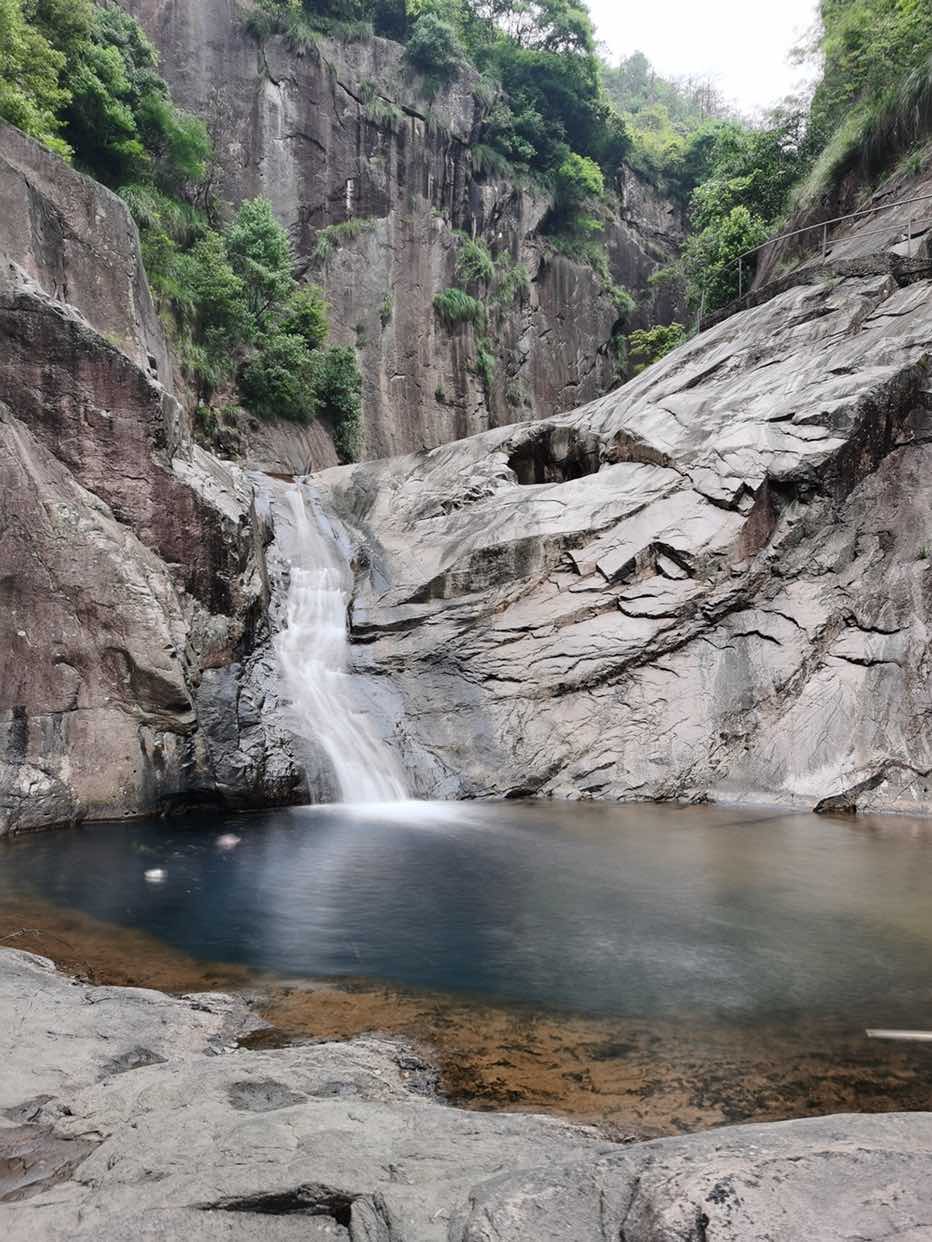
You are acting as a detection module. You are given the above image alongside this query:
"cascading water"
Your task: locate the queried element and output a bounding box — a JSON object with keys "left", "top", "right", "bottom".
{"left": 276, "top": 485, "right": 409, "bottom": 803}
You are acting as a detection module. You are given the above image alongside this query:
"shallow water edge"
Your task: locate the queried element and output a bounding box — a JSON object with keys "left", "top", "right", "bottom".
{"left": 3, "top": 798, "right": 932, "bottom": 1135}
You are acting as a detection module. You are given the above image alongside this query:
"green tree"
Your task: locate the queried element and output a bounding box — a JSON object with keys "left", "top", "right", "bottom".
{"left": 682, "top": 205, "right": 769, "bottom": 312}
{"left": 280, "top": 283, "right": 331, "bottom": 350}
{"left": 239, "top": 331, "right": 318, "bottom": 423}
{"left": 313, "top": 344, "right": 363, "bottom": 461}
{"left": 47, "top": 4, "right": 210, "bottom": 190}
{"left": 809, "top": 0, "right": 930, "bottom": 150}
{"left": 226, "top": 197, "right": 296, "bottom": 320}
{"left": 628, "top": 322, "right": 687, "bottom": 372}
{"left": 0, "top": 0, "right": 70, "bottom": 156}
{"left": 405, "top": 10, "right": 465, "bottom": 82}
{"left": 176, "top": 230, "right": 253, "bottom": 395}
{"left": 548, "top": 151, "right": 604, "bottom": 234}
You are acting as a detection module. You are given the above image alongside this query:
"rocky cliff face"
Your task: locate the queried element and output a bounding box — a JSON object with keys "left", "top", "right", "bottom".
{"left": 307, "top": 190, "right": 932, "bottom": 814}
{"left": 0, "top": 124, "right": 301, "bottom": 835}
{"left": 119, "top": 0, "right": 683, "bottom": 471}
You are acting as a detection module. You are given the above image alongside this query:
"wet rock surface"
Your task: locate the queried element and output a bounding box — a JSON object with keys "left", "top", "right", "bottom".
{"left": 1, "top": 949, "right": 930, "bottom": 1242}
{"left": 0, "top": 124, "right": 302, "bottom": 834}
{"left": 301, "top": 213, "right": 932, "bottom": 812}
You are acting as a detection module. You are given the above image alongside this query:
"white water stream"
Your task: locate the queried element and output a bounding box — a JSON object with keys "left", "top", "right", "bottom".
{"left": 276, "top": 486, "right": 409, "bottom": 803}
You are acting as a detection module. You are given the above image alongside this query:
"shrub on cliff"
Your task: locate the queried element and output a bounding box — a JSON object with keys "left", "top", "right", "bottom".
{"left": 226, "top": 197, "right": 296, "bottom": 319}
{"left": 681, "top": 206, "right": 769, "bottom": 312}
{"left": 239, "top": 331, "right": 320, "bottom": 423}
{"left": 313, "top": 345, "right": 363, "bottom": 460}
{"left": 627, "top": 322, "right": 687, "bottom": 373}
{"left": 405, "top": 11, "right": 465, "bottom": 83}
{"left": 280, "top": 284, "right": 331, "bottom": 351}
{"left": 433, "top": 287, "right": 487, "bottom": 329}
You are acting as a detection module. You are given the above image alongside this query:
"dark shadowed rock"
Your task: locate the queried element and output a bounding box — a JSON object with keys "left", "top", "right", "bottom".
{"left": 0, "top": 124, "right": 302, "bottom": 834}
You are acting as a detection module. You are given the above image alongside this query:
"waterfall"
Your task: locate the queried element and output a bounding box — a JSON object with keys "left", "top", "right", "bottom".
{"left": 276, "top": 485, "right": 409, "bottom": 803}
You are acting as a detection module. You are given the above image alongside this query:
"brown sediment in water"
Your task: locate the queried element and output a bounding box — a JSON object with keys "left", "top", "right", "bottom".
{"left": 2, "top": 893, "right": 931, "bottom": 1136}
{"left": 0, "top": 895, "right": 253, "bottom": 992}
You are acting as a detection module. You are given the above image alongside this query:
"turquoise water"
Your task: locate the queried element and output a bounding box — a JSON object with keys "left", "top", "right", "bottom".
{"left": 3, "top": 801, "right": 932, "bottom": 1025}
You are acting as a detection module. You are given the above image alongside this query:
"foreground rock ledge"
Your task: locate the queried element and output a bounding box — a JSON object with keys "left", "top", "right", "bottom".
{"left": 1, "top": 951, "right": 930, "bottom": 1240}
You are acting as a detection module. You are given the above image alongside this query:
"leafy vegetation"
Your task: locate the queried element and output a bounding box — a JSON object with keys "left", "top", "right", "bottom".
{"left": 0, "top": 0, "right": 364, "bottom": 458}
{"left": 249, "top": 1, "right": 629, "bottom": 188}
{"left": 455, "top": 234, "right": 495, "bottom": 287}
{"left": 179, "top": 200, "right": 363, "bottom": 454}
{"left": 0, "top": 0, "right": 210, "bottom": 183}
{"left": 609, "top": 3, "right": 932, "bottom": 317}
{"left": 433, "top": 286, "right": 487, "bottom": 328}
{"left": 491, "top": 253, "right": 530, "bottom": 307}
{"left": 312, "top": 216, "right": 377, "bottom": 262}
{"left": 628, "top": 322, "right": 687, "bottom": 373}
{"left": 796, "top": 0, "right": 932, "bottom": 203}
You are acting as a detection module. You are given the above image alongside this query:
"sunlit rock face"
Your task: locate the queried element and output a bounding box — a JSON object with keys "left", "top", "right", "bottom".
{"left": 120, "top": 0, "right": 683, "bottom": 471}
{"left": 312, "top": 245, "right": 932, "bottom": 813}
{"left": 0, "top": 124, "right": 301, "bottom": 834}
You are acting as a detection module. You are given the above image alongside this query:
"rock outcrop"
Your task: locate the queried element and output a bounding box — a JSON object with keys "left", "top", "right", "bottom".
{"left": 0, "top": 123, "right": 301, "bottom": 835}
{"left": 2, "top": 949, "right": 931, "bottom": 1241}
{"left": 119, "top": 0, "right": 683, "bottom": 469}
{"left": 306, "top": 194, "right": 932, "bottom": 813}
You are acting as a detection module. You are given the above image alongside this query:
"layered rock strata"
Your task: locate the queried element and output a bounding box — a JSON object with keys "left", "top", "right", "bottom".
{"left": 0, "top": 124, "right": 300, "bottom": 835}
{"left": 309, "top": 208, "right": 932, "bottom": 813}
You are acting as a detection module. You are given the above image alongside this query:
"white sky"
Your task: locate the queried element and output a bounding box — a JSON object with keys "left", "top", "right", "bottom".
{"left": 589, "top": 0, "right": 819, "bottom": 116}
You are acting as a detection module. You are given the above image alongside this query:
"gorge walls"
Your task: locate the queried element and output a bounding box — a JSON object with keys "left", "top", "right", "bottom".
{"left": 119, "top": 0, "right": 683, "bottom": 470}
{"left": 308, "top": 194, "right": 932, "bottom": 815}
{"left": 0, "top": 123, "right": 301, "bottom": 834}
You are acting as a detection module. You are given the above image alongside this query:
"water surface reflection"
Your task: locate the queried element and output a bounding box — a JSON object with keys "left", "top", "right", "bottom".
{"left": 3, "top": 801, "right": 932, "bottom": 1026}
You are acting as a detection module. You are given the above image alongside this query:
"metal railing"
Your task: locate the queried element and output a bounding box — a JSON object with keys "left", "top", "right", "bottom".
{"left": 734, "top": 189, "right": 932, "bottom": 299}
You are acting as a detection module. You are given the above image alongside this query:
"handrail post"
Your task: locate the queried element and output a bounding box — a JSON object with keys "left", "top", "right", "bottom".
{"left": 738, "top": 255, "right": 743, "bottom": 300}
{"left": 822, "top": 222, "right": 828, "bottom": 259}
{"left": 908, "top": 214, "right": 913, "bottom": 252}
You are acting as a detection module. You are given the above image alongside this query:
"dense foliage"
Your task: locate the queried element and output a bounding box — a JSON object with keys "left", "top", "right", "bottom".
{"left": 8, "top": 0, "right": 932, "bottom": 396}
{"left": 613, "top": 2, "right": 932, "bottom": 318}
{"left": 603, "top": 51, "right": 736, "bottom": 194}
{"left": 627, "top": 322, "right": 687, "bottom": 372}
{"left": 250, "top": 0, "right": 629, "bottom": 186}
{"left": 173, "top": 199, "right": 363, "bottom": 456}
{"left": 799, "top": 0, "right": 932, "bottom": 200}
{"left": 606, "top": 48, "right": 810, "bottom": 316}
{"left": 0, "top": 0, "right": 210, "bottom": 184}
{"left": 0, "top": 0, "right": 364, "bottom": 458}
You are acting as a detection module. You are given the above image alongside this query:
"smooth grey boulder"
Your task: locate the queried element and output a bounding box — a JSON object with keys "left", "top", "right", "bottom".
{"left": 454, "top": 1112, "right": 932, "bottom": 1241}
{"left": 1, "top": 951, "right": 931, "bottom": 1242}
{"left": 0, "top": 951, "right": 259, "bottom": 1114}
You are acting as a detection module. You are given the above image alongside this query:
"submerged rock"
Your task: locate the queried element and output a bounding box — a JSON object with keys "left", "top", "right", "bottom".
{"left": 0, "top": 949, "right": 930, "bottom": 1241}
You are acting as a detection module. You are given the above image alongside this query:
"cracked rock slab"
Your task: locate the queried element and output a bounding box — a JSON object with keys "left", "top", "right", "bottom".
{"left": 299, "top": 270, "right": 932, "bottom": 813}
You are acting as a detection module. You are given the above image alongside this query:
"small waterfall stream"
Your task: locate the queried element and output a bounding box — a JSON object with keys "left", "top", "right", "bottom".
{"left": 276, "top": 485, "right": 409, "bottom": 803}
